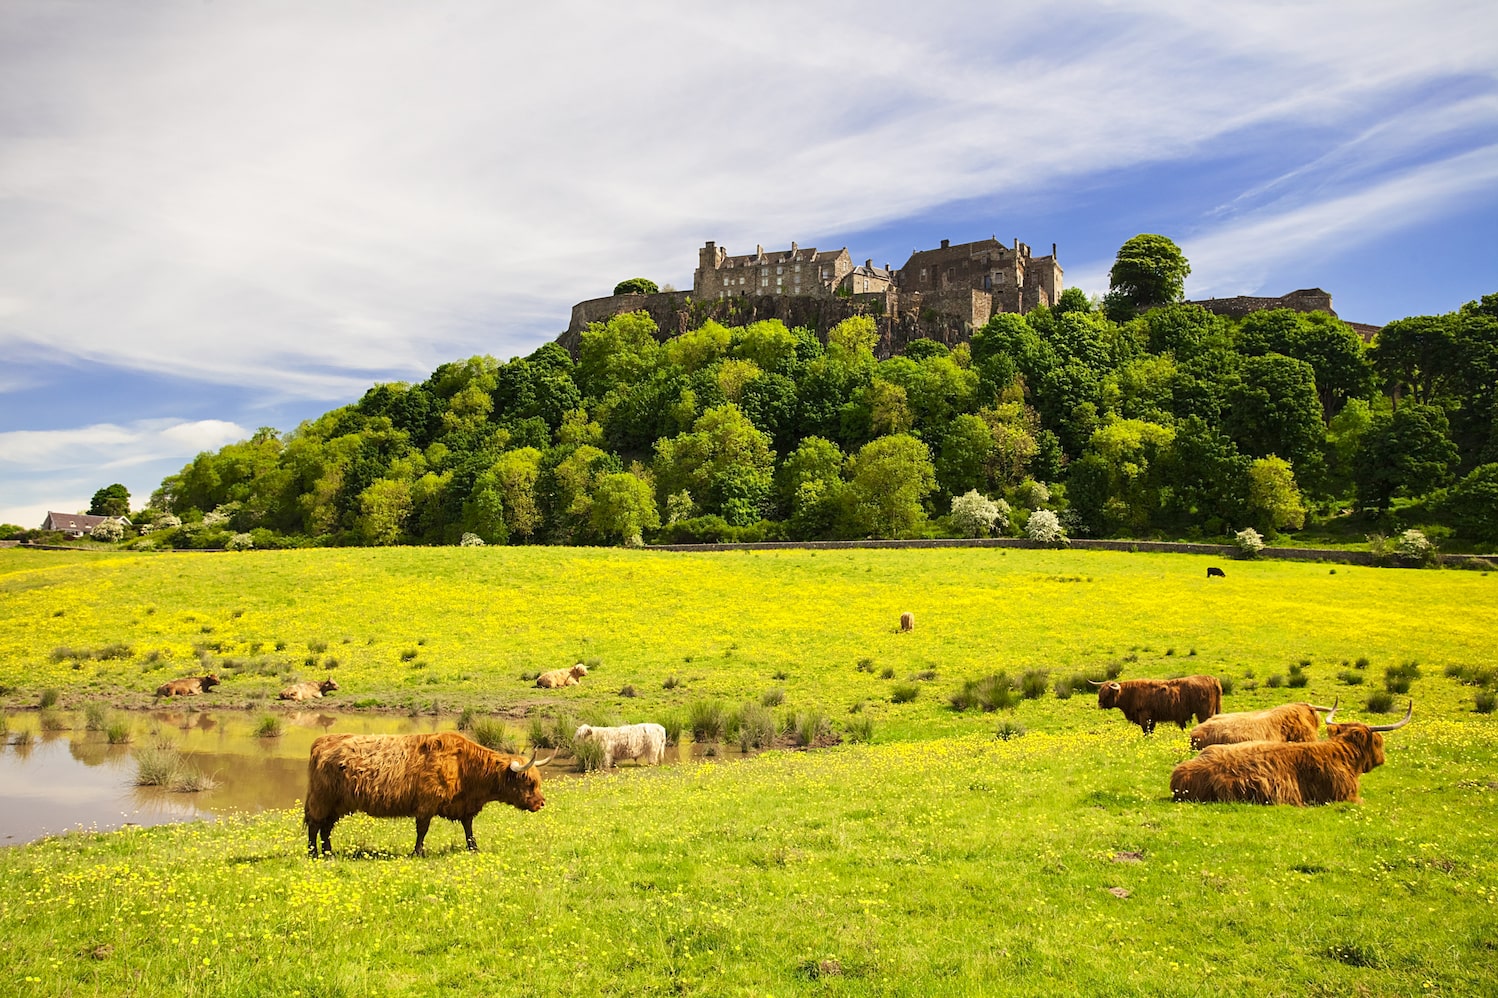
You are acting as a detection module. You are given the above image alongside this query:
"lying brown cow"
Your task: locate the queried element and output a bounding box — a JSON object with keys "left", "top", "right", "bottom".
{"left": 536, "top": 663, "right": 588, "bottom": 689}
{"left": 1188, "top": 699, "right": 1337, "bottom": 750}
{"left": 155, "top": 673, "right": 220, "bottom": 697}
{"left": 1170, "top": 702, "right": 1412, "bottom": 805}
{"left": 1092, "top": 675, "right": 1222, "bottom": 734}
{"left": 279, "top": 678, "right": 339, "bottom": 701}
{"left": 304, "top": 732, "right": 554, "bottom": 857}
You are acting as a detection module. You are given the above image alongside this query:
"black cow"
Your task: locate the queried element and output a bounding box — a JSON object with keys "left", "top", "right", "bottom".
{"left": 1207, "top": 566, "right": 1226, "bottom": 578}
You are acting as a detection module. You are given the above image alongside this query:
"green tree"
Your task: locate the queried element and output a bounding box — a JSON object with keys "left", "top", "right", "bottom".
{"left": 936, "top": 414, "right": 995, "bottom": 498}
{"left": 843, "top": 434, "right": 936, "bottom": 538}
{"left": 1245, "top": 455, "right": 1307, "bottom": 533}
{"left": 1225, "top": 354, "right": 1326, "bottom": 488}
{"left": 578, "top": 311, "right": 661, "bottom": 398}
{"left": 357, "top": 477, "right": 414, "bottom": 546}
{"left": 1068, "top": 418, "right": 1176, "bottom": 536}
{"left": 653, "top": 405, "right": 776, "bottom": 522}
{"left": 1441, "top": 463, "right": 1498, "bottom": 543}
{"left": 493, "top": 448, "right": 544, "bottom": 541}
{"left": 776, "top": 437, "right": 845, "bottom": 516}
{"left": 613, "top": 278, "right": 659, "bottom": 295}
{"left": 1354, "top": 404, "right": 1460, "bottom": 512}
{"left": 1104, "top": 234, "right": 1190, "bottom": 320}
{"left": 89, "top": 484, "right": 130, "bottom": 517}
{"left": 589, "top": 473, "right": 660, "bottom": 543}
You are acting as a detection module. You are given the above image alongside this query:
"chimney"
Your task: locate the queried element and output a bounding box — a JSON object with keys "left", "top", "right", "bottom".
{"left": 756, "top": 244, "right": 763, "bottom": 259}
{"left": 1052, "top": 242, "right": 1057, "bottom": 259}
{"left": 941, "top": 238, "right": 950, "bottom": 249}
{"left": 791, "top": 241, "right": 798, "bottom": 255}
{"left": 865, "top": 259, "right": 873, "bottom": 269}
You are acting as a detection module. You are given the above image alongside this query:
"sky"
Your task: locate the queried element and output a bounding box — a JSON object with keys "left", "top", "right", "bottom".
{"left": 3, "top": 1, "right": 1496, "bottom": 527}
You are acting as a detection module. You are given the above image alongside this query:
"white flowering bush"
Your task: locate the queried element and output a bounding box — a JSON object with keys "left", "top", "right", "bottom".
{"left": 665, "top": 491, "right": 695, "bottom": 526}
{"left": 226, "top": 532, "right": 254, "bottom": 551}
{"left": 1233, "top": 527, "right": 1265, "bottom": 557}
{"left": 1393, "top": 529, "right": 1433, "bottom": 566}
{"left": 1025, "top": 509, "right": 1065, "bottom": 544}
{"left": 202, "top": 504, "right": 238, "bottom": 529}
{"left": 459, "top": 532, "right": 486, "bottom": 547}
{"left": 91, "top": 518, "right": 124, "bottom": 542}
{"left": 950, "top": 490, "right": 1005, "bottom": 538}
{"left": 155, "top": 513, "right": 182, "bottom": 530}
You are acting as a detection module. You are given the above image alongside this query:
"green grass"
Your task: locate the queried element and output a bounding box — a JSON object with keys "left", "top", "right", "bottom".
{"left": 0, "top": 546, "right": 1496, "bottom": 994}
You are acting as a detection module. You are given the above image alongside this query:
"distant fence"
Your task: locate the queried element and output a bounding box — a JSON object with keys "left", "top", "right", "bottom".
{"left": 646, "top": 536, "right": 1497, "bottom": 568}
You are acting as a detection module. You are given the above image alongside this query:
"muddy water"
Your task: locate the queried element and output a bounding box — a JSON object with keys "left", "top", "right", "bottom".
{"left": 0, "top": 711, "right": 733, "bottom": 845}
{"left": 1, "top": 711, "right": 472, "bottom": 845}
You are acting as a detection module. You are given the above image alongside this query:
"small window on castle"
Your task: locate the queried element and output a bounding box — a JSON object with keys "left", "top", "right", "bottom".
{"left": 761, "top": 277, "right": 769, "bottom": 287}
{"left": 777, "top": 266, "right": 783, "bottom": 275}
{"left": 920, "top": 268, "right": 927, "bottom": 281}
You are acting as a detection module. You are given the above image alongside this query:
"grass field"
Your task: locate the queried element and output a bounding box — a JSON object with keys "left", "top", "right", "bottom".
{"left": 2, "top": 546, "right": 1497, "bottom": 995}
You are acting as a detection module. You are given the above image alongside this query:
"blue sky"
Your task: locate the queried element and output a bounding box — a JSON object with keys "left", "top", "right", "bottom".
{"left": 3, "top": 1, "right": 1497, "bottom": 527}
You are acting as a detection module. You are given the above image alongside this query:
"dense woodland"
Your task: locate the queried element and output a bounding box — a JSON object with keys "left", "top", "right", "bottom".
{"left": 26, "top": 235, "right": 1496, "bottom": 552}
{"left": 100, "top": 279, "right": 1494, "bottom": 552}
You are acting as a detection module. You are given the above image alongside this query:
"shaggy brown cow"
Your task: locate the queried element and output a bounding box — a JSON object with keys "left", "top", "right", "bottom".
{"left": 1170, "top": 702, "right": 1412, "bottom": 805}
{"left": 536, "top": 663, "right": 588, "bottom": 689}
{"left": 155, "top": 674, "right": 220, "bottom": 697}
{"left": 899, "top": 612, "right": 915, "bottom": 632}
{"left": 279, "top": 678, "right": 339, "bottom": 701}
{"left": 1188, "top": 699, "right": 1337, "bottom": 750}
{"left": 1092, "top": 675, "right": 1222, "bottom": 734}
{"left": 304, "top": 732, "right": 554, "bottom": 857}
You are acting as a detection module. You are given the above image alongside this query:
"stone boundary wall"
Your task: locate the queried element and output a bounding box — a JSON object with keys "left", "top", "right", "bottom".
{"left": 646, "top": 537, "right": 1497, "bottom": 568}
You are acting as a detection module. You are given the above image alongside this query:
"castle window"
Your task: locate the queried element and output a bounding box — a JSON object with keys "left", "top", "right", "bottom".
{"left": 761, "top": 277, "right": 769, "bottom": 287}
{"left": 777, "top": 266, "right": 783, "bottom": 275}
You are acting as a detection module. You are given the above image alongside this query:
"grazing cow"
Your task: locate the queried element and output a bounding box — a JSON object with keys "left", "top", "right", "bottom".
{"left": 536, "top": 663, "right": 588, "bottom": 689}
{"left": 573, "top": 723, "right": 667, "bottom": 768}
{"left": 279, "top": 678, "right": 340, "bottom": 701}
{"left": 155, "top": 674, "right": 220, "bottom": 697}
{"left": 303, "top": 732, "right": 554, "bottom": 857}
{"left": 1207, "top": 566, "right": 1226, "bottom": 578}
{"left": 1188, "top": 699, "right": 1337, "bottom": 750}
{"left": 1170, "top": 702, "right": 1412, "bottom": 805}
{"left": 1091, "top": 675, "right": 1222, "bottom": 734}
{"left": 899, "top": 612, "right": 915, "bottom": 632}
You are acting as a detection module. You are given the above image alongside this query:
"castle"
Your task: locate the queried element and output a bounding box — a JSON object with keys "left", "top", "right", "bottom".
{"left": 692, "top": 235, "right": 1063, "bottom": 326}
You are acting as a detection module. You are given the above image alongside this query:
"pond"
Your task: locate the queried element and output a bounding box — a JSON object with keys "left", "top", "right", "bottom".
{"left": 0, "top": 710, "right": 737, "bottom": 845}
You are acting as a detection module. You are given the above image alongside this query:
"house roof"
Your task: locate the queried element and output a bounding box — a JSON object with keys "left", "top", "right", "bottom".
{"left": 41, "top": 511, "right": 130, "bottom": 531}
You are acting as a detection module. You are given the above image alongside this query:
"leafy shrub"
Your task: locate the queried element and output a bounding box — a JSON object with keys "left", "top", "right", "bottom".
{"left": 1287, "top": 671, "right": 1309, "bottom": 689}
{"left": 1019, "top": 669, "right": 1049, "bottom": 700}
{"left": 1233, "top": 527, "right": 1265, "bottom": 557}
{"left": 1025, "top": 509, "right": 1065, "bottom": 544}
{"left": 1366, "top": 691, "right": 1395, "bottom": 713}
{"left": 1355, "top": 656, "right": 1370, "bottom": 670}
{"left": 879, "top": 667, "right": 896, "bottom": 679}
{"left": 950, "top": 490, "right": 1006, "bottom": 538}
{"left": 1266, "top": 674, "right": 1285, "bottom": 688}
{"left": 890, "top": 683, "right": 920, "bottom": 704}
{"left": 1338, "top": 670, "right": 1366, "bottom": 685}
{"left": 1385, "top": 674, "right": 1411, "bottom": 694}
{"left": 1476, "top": 690, "right": 1497, "bottom": 714}
{"left": 1393, "top": 529, "right": 1434, "bottom": 566}
{"left": 459, "top": 532, "right": 485, "bottom": 547}
{"left": 995, "top": 720, "right": 1027, "bottom": 741}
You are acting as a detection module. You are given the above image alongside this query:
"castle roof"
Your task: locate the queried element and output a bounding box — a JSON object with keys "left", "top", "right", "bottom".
{"left": 718, "top": 244, "right": 846, "bottom": 268}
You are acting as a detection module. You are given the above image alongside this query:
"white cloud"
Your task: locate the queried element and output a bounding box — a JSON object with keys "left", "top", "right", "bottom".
{"left": 0, "top": 419, "right": 248, "bottom": 472}
{"left": 1, "top": 1, "right": 1494, "bottom": 403}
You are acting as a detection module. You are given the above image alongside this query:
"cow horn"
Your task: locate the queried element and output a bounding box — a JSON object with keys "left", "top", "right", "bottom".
{"left": 1368, "top": 701, "right": 1413, "bottom": 733}
{"left": 535, "top": 751, "right": 558, "bottom": 768}
{"left": 510, "top": 747, "right": 539, "bottom": 773}
{"left": 1325, "top": 702, "right": 1338, "bottom": 724}
{"left": 1088, "top": 680, "right": 1103, "bottom": 686}
{"left": 1311, "top": 696, "right": 1338, "bottom": 713}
